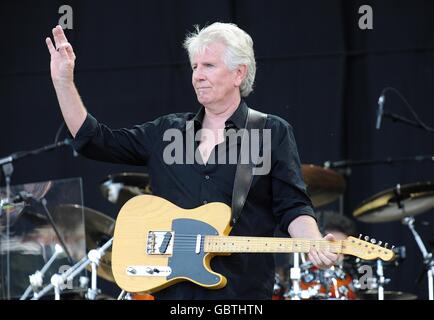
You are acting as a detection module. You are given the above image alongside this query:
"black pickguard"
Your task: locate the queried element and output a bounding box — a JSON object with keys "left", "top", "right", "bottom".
{"left": 167, "top": 218, "right": 221, "bottom": 286}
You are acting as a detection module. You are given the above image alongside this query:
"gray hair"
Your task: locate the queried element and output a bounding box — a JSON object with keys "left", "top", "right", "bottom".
{"left": 183, "top": 22, "right": 256, "bottom": 97}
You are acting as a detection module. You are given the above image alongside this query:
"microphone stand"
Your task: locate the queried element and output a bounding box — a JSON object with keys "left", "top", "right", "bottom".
{"left": 324, "top": 154, "right": 434, "bottom": 171}
{"left": 23, "top": 193, "right": 75, "bottom": 265}
{"left": 0, "top": 139, "right": 74, "bottom": 300}
{"left": 382, "top": 111, "right": 431, "bottom": 131}
{"left": 376, "top": 86, "right": 434, "bottom": 133}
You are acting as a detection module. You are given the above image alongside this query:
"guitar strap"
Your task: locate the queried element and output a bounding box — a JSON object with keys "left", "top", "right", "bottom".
{"left": 230, "top": 108, "right": 267, "bottom": 226}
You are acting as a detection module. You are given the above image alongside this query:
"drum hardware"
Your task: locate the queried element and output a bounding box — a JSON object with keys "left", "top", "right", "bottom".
{"left": 100, "top": 172, "right": 152, "bottom": 207}
{"left": 301, "top": 164, "right": 346, "bottom": 208}
{"left": 402, "top": 216, "right": 434, "bottom": 300}
{"left": 287, "top": 252, "right": 302, "bottom": 300}
{"left": 31, "top": 237, "right": 113, "bottom": 300}
{"left": 20, "top": 244, "right": 65, "bottom": 300}
{"left": 376, "top": 259, "right": 386, "bottom": 300}
{"left": 358, "top": 290, "right": 417, "bottom": 300}
{"left": 353, "top": 181, "right": 434, "bottom": 300}
{"left": 55, "top": 204, "right": 116, "bottom": 283}
{"left": 272, "top": 273, "right": 285, "bottom": 300}
{"left": 18, "top": 202, "right": 116, "bottom": 300}
{"left": 0, "top": 139, "right": 75, "bottom": 300}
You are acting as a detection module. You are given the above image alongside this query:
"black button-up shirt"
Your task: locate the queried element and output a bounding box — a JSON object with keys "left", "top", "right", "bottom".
{"left": 72, "top": 100, "right": 315, "bottom": 299}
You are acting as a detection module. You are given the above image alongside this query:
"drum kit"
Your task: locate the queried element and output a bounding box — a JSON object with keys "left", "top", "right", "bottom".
{"left": 3, "top": 163, "right": 434, "bottom": 300}
{"left": 272, "top": 165, "right": 434, "bottom": 300}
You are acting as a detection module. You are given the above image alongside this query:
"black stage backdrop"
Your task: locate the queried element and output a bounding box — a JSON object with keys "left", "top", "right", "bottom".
{"left": 1, "top": 0, "right": 433, "bottom": 299}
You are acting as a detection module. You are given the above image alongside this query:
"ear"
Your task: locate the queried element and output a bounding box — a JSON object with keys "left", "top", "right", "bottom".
{"left": 234, "top": 64, "right": 247, "bottom": 87}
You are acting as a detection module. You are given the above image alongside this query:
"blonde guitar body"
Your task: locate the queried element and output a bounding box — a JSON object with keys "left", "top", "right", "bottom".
{"left": 112, "top": 195, "right": 232, "bottom": 293}
{"left": 112, "top": 195, "right": 395, "bottom": 294}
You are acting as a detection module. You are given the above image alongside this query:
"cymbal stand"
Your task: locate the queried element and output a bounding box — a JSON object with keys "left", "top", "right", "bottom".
{"left": 376, "top": 259, "right": 385, "bottom": 300}
{"left": 402, "top": 216, "right": 434, "bottom": 300}
{"left": 32, "top": 237, "right": 113, "bottom": 300}
{"left": 287, "top": 253, "right": 312, "bottom": 299}
{"left": 31, "top": 255, "right": 87, "bottom": 300}
{"left": 67, "top": 237, "right": 113, "bottom": 300}
{"left": 20, "top": 244, "right": 65, "bottom": 300}
{"left": 0, "top": 162, "right": 14, "bottom": 299}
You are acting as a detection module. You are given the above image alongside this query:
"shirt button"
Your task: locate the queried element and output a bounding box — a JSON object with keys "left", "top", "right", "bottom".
{"left": 203, "top": 200, "right": 208, "bottom": 204}
{"left": 205, "top": 175, "right": 210, "bottom": 180}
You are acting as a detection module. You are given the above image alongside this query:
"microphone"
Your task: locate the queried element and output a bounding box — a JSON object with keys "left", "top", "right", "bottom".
{"left": 63, "top": 138, "right": 78, "bottom": 157}
{"left": 376, "top": 94, "right": 385, "bottom": 130}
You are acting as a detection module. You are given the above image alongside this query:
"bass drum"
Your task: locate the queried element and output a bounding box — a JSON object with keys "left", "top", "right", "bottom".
{"left": 299, "top": 265, "right": 357, "bottom": 300}
{"left": 131, "top": 293, "right": 155, "bottom": 300}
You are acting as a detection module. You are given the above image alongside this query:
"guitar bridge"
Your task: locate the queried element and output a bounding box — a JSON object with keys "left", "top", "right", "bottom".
{"left": 147, "top": 231, "right": 174, "bottom": 255}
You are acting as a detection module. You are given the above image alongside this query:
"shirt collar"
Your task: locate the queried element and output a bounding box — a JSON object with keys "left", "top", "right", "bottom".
{"left": 186, "top": 100, "right": 249, "bottom": 131}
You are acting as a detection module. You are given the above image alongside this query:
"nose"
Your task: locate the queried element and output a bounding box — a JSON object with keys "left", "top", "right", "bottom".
{"left": 193, "top": 65, "right": 206, "bottom": 82}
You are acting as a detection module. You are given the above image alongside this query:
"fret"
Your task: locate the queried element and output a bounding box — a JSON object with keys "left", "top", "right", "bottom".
{"left": 204, "top": 236, "right": 342, "bottom": 253}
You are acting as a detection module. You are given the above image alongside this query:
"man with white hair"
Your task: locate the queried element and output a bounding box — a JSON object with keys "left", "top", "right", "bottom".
{"left": 46, "top": 22, "right": 337, "bottom": 299}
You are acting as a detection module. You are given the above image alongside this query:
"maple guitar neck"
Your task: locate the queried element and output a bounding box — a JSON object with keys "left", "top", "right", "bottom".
{"left": 204, "top": 236, "right": 342, "bottom": 253}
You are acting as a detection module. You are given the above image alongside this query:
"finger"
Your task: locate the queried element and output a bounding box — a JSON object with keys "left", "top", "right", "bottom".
{"left": 53, "top": 25, "right": 68, "bottom": 48}
{"left": 58, "top": 45, "right": 69, "bottom": 58}
{"left": 57, "top": 43, "right": 75, "bottom": 60}
{"left": 317, "top": 250, "right": 333, "bottom": 266}
{"left": 45, "top": 37, "right": 56, "bottom": 55}
{"left": 308, "top": 250, "right": 321, "bottom": 266}
{"left": 324, "top": 233, "right": 336, "bottom": 241}
{"left": 64, "top": 43, "right": 76, "bottom": 60}
{"left": 323, "top": 250, "right": 338, "bottom": 263}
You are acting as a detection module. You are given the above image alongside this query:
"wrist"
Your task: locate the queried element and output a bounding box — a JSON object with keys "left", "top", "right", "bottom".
{"left": 53, "top": 79, "right": 75, "bottom": 90}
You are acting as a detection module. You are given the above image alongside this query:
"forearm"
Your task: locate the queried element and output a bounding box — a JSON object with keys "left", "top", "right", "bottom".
{"left": 287, "top": 215, "right": 322, "bottom": 239}
{"left": 53, "top": 81, "right": 87, "bottom": 137}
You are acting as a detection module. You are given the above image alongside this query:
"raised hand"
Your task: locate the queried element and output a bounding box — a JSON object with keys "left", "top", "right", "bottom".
{"left": 46, "top": 25, "right": 76, "bottom": 84}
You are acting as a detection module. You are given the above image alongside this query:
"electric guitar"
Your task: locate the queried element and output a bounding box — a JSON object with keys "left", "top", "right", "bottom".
{"left": 111, "top": 195, "right": 395, "bottom": 293}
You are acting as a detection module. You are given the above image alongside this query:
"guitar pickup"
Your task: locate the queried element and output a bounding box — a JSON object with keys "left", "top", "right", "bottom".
{"left": 147, "top": 231, "right": 174, "bottom": 255}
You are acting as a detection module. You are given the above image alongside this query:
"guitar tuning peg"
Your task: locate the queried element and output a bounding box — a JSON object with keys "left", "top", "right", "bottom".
{"left": 358, "top": 234, "right": 363, "bottom": 239}
{"left": 384, "top": 243, "right": 388, "bottom": 248}
{"left": 378, "top": 241, "right": 382, "bottom": 246}
{"left": 370, "top": 238, "right": 376, "bottom": 244}
{"left": 364, "top": 236, "right": 370, "bottom": 241}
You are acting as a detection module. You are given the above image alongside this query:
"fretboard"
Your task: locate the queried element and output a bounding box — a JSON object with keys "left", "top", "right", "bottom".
{"left": 204, "top": 236, "right": 343, "bottom": 253}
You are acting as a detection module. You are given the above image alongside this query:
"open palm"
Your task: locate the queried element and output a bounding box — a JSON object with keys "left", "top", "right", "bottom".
{"left": 46, "top": 25, "right": 76, "bottom": 83}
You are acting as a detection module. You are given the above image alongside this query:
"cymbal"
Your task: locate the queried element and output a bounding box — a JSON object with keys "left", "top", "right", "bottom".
{"left": 353, "top": 182, "right": 434, "bottom": 223}
{"left": 359, "top": 290, "right": 417, "bottom": 300}
{"left": 100, "top": 172, "right": 152, "bottom": 207}
{"left": 301, "top": 164, "right": 346, "bottom": 207}
{"left": 56, "top": 204, "right": 115, "bottom": 283}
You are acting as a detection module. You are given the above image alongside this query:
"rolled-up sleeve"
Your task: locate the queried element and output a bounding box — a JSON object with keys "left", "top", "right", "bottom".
{"left": 71, "top": 113, "right": 161, "bottom": 166}
{"left": 270, "top": 118, "right": 316, "bottom": 234}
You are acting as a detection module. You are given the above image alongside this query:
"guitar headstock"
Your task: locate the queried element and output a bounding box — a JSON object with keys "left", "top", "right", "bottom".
{"left": 341, "top": 235, "right": 396, "bottom": 261}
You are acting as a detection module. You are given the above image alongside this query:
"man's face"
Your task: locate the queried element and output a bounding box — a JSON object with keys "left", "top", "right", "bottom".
{"left": 191, "top": 42, "right": 244, "bottom": 110}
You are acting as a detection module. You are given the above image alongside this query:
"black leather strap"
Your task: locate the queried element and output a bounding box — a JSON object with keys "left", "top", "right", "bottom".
{"left": 230, "top": 108, "right": 267, "bottom": 226}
